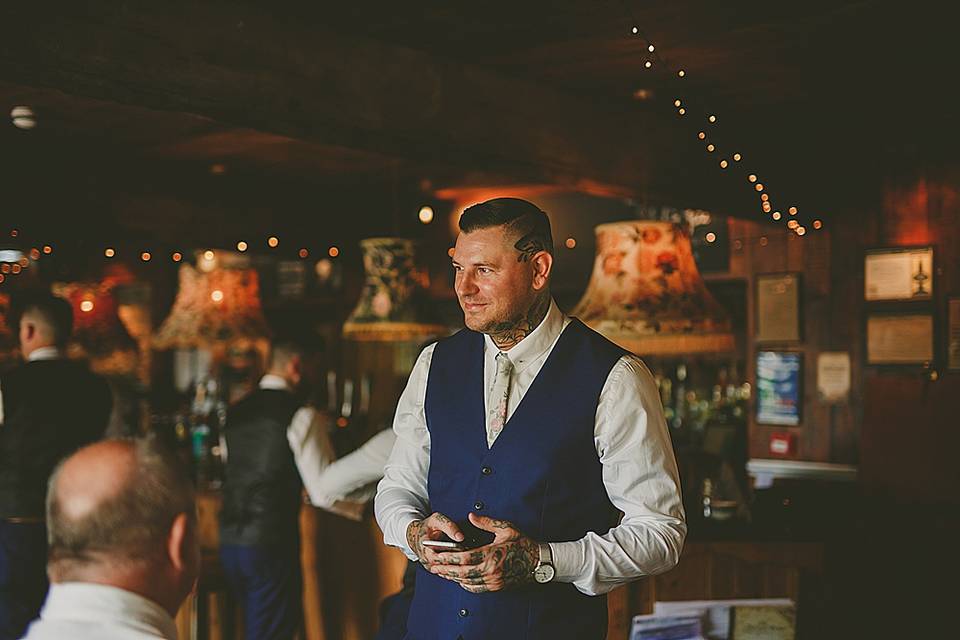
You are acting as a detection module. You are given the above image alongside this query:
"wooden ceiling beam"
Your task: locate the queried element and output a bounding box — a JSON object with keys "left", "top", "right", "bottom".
{"left": 0, "top": 1, "right": 676, "bottom": 198}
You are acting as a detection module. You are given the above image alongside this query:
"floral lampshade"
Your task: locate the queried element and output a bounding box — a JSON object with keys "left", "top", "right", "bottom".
{"left": 342, "top": 237, "right": 447, "bottom": 341}
{"left": 153, "top": 263, "right": 271, "bottom": 349}
{"left": 571, "top": 221, "right": 735, "bottom": 355}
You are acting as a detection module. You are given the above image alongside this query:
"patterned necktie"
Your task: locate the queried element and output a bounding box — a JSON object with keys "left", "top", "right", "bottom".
{"left": 486, "top": 352, "right": 514, "bottom": 447}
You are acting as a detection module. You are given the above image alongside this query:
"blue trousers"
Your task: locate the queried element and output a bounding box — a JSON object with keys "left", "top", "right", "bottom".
{"left": 220, "top": 543, "right": 302, "bottom": 640}
{"left": 0, "top": 521, "right": 48, "bottom": 640}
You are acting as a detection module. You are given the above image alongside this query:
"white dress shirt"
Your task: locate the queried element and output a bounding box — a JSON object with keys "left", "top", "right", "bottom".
{"left": 256, "top": 375, "right": 337, "bottom": 507}
{"left": 0, "top": 346, "right": 62, "bottom": 425}
{"left": 22, "top": 583, "right": 177, "bottom": 640}
{"left": 375, "top": 301, "right": 686, "bottom": 596}
{"left": 311, "top": 428, "right": 397, "bottom": 509}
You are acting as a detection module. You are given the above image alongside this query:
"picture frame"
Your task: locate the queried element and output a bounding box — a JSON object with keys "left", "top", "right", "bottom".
{"left": 947, "top": 297, "right": 960, "bottom": 371}
{"left": 865, "top": 312, "right": 934, "bottom": 365}
{"left": 864, "top": 246, "right": 934, "bottom": 302}
{"left": 756, "top": 351, "right": 802, "bottom": 426}
{"left": 756, "top": 272, "right": 802, "bottom": 343}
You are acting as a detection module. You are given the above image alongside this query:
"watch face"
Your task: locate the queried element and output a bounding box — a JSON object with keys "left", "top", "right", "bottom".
{"left": 534, "top": 564, "right": 555, "bottom": 584}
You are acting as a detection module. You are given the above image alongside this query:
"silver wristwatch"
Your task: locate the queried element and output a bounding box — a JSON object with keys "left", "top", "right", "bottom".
{"left": 532, "top": 542, "right": 555, "bottom": 584}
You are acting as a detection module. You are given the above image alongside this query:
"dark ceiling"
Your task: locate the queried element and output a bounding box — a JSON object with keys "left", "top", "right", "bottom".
{"left": 0, "top": 0, "right": 955, "bottom": 256}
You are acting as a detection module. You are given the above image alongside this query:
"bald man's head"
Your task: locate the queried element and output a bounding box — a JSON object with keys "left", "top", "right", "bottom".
{"left": 46, "top": 438, "right": 196, "bottom": 580}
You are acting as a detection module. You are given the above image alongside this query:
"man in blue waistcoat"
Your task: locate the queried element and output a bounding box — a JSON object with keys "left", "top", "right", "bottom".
{"left": 376, "top": 197, "right": 686, "bottom": 640}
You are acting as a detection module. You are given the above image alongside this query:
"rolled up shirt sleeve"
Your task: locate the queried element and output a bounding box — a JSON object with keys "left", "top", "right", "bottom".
{"left": 374, "top": 344, "right": 435, "bottom": 560}
{"left": 550, "top": 354, "right": 687, "bottom": 596}
{"left": 287, "top": 406, "right": 337, "bottom": 507}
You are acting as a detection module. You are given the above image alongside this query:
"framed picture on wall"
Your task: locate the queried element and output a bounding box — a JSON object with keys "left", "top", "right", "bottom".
{"left": 756, "top": 272, "right": 802, "bottom": 342}
{"left": 866, "top": 312, "right": 934, "bottom": 365}
{"left": 756, "top": 351, "right": 802, "bottom": 426}
{"left": 947, "top": 298, "right": 960, "bottom": 371}
{"left": 864, "top": 246, "right": 934, "bottom": 301}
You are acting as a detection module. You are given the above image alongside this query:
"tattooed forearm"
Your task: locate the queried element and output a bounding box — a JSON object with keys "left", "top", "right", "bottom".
{"left": 514, "top": 232, "right": 549, "bottom": 263}
{"left": 406, "top": 520, "right": 424, "bottom": 560}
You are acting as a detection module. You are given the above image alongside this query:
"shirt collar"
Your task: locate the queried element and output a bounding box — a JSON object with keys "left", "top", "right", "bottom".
{"left": 40, "top": 583, "right": 177, "bottom": 640}
{"left": 27, "top": 346, "right": 63, "bottom": 362}
{"left": 483, "top": 299, "right": 565, "bottom": 372}
{"left": 259, "top": 374, "right": 291, "bottom": 391}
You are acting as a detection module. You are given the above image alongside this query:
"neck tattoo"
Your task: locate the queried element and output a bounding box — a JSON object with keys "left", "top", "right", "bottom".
{"left": 489, "top": 293, "right": 551, "bottom": 350}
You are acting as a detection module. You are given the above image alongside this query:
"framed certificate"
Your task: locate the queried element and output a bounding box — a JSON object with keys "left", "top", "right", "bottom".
{"left": 864, "top": 247, "right": 933, "bottom": 301}
{"left": 756, "top": 351, "right": 802, "bottom": 426}
{"left": 866, "top": 313, "right": 934, "bottom": 365}
{"left": 756, "top": 273, "right": 802, "bottom": 343}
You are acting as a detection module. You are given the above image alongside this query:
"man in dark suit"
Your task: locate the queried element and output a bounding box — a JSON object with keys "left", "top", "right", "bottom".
{"left": 0, "top": 291, "right": 113, "bottom": 639}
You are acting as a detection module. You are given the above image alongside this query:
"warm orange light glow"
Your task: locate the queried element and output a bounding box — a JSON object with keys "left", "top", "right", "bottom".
{"left": 80, "top": 300, "right": 94, "bottom": 313}
{"left": 772, "top": 212, "right": 782, "bottom": 221}
{"left": 678, "top": 108, "right": 686, "bottom": 115}
{"left": 29, "top": 248, "right": 40, "bottom": 260}
{"left": 105, "top": 248, "right": 115, "bottom": 258}
{"left": 211, "top": 290, "right": 224, "bottom": 303}
{"left": 796, "top": 226, "right": 806, "bottom": 236}
{"left": 705, "top": 232, "right": 717, "bottom": 243}
{"left": 760, "top": 236, "right": 769, "bottom": 246}
{"left": 9, "top": 230, "right": 17, "bottom": 238}
{"left": 761, "top": 194, "right": 769, "bottom": 202}
{"left": 644, "top": 60, "right": 652, "bottom": 69}
{"left": 755, "top": 183, "right": 764, "bottom": 192}
{"left": 418, "top": 206, "right": 434, "bottom": 224}
{"left": 237, "top": 241, "right": 248, "bottom": 252}
{"left": 210, "top": 163, "right": 227, "bottom": 175}
{"left": 788, "top": 206, "right": 798, "bottom": 216}
{"left": 813, "top": 219, "right": 823, "bottom": 229}
{"left": 719, "top": 160, "right": 728, "bottom": 168}
{"left": 706, "top": 144, "right": 715, "bottom": 152}
{"left": 203, "top": 250, "right": 215, "bottom": 261}
{"left": 268, "top": 236, "right": 279, "bottom": 248}
{"left": 565, "top": 237, "right": 577, "bottom": 249}
{"left": 698, "top": 131, "right": 706, "bottom": 140}
{"left": 0, "top": 264, "right": 9, "bottom": 273}
{"left": 787, "top": 220, "right": 799, "bottom": 229}
{"left": 328, "top": 246, "right": 339, "bottom": 258}
{"left": 299, "top": 248, "right": 309, "bottom": 259}
{"left": 141, "top": 252, "right": 151, "bottom": 262}
{"left": 632, "top": 26, "right": 639, "bottom": 34}
{"left": 648, "top": 44, "right": 655, "bottom": 53}
{"left": 11, "top": 264, "right": 21, "bottom": 274}
{"left": 762, "top": 202, "right": 772, "bottom": 213}
{"left": 42, "top": 245, "right": 52, "bottom": 254}
{"left": 734, "top": 240, "right": 743, "bottom": 250}
{"left": 733, "top": 153, "right": 742, "bottom": 161}
{"left": 674, "top": 99, "right": 682, "bottom": 107}
{"left": 678, "top": 70, "right": 685, "bottom": 77}
{"left": 172, "top": 252, "right": 183, "bottom": 262}
{"left": 0, "top": 274, "right": 4, "bottom": 284}
{"left": 708, "top": 115, "right": 717, "bottom": 123}
{"left": 748, "top": 174, "right": 757, "bottom": 183}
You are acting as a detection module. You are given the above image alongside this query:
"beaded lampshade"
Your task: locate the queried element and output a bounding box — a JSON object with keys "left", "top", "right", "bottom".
{"left": 342, "top": 237, "right": 446, "bottom": 341}
{"left": 153, "top": 262, "right": 271, "bottom": 349}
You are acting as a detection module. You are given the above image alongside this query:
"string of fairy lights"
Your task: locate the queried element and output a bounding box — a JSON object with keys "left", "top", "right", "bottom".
{"left": 2, "top": 10, "right": 827, "bottom": 286}
{"left": 619, "top": 1, "right": 822, "bottom": 237}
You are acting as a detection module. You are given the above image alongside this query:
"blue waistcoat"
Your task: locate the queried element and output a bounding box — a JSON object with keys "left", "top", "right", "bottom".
{"left": 406, "top": 319, "right": 626, "bottom": 640}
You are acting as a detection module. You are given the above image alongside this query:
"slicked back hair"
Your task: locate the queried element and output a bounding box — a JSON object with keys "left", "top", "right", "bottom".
{"left": 459, "top": 197, "right": 554, "bottom": 262}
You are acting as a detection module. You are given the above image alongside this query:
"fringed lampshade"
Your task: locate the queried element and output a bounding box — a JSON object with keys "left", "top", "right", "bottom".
{"left": 342, "top": 238, "right": 447, "bottom": 341}
{"left": 153, "top": 263, "right": 271, "bottom": 349}
{"left": 571, "top": 221, "right": 735, "bottom": 355}
{"left": 52, "top": 281, "right": 140, "bottom": 377}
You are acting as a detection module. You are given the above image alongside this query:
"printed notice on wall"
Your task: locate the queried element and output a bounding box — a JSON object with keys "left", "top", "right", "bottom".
{"left": 864, "top": 248, "right": 933, "bottom": 301}
{"left": 949, "top": 298, "right": 960, "bottom": 371}
{"left": 816, "top": 352, "right": 851, "bottom": 403}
